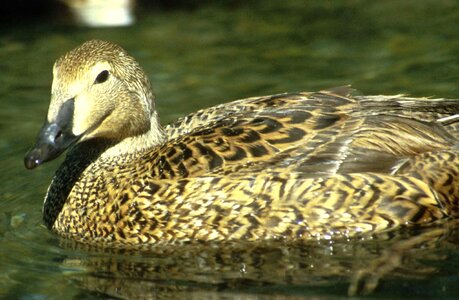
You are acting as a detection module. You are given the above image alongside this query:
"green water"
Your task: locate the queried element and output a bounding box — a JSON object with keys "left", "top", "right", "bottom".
{"left": 1, "top": 1, "right": 459, "bottom": 299}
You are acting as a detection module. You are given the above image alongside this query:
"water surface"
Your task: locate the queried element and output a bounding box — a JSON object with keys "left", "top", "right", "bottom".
{"left": 1, "top": 1, "right": 459, "bottom": 299}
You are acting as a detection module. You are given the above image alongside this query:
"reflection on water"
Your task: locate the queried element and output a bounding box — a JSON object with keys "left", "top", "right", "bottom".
{"left": 40, "top": 220, "right": 459, "bottom": 298}
{"left": 10, "top": 221, "right": 459, "bottom": 299}
{"left": 1, "top": 0, "right": 459, "bottom": 298}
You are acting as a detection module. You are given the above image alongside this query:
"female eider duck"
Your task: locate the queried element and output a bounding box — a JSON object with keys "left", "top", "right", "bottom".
{"left": 25, "top": 40, "right": 459, "bottom": 247}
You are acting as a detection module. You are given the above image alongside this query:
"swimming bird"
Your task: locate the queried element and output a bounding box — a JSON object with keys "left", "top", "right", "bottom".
{"left": 24, "top": 40, "right": 459, "bottom": 247}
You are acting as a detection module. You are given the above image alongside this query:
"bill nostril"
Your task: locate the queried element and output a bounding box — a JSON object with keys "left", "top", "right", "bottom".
{"left": 55, "top": 130, "right": 63, "bottom": 142}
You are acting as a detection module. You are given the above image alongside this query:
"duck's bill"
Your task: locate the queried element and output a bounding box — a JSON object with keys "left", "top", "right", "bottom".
{"left": 24, "top": 121, "right": 80, "bottom": 169}
{"left": 24, "top": 98, "right": 80, "bottom": 169}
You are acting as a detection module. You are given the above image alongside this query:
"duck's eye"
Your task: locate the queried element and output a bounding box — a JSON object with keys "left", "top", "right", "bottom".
{"left": 94, "top": 70, "right": 109, "bottom": 84}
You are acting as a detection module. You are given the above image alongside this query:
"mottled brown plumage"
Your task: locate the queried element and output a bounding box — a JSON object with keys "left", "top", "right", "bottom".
{"left": 25, "top": 40, "right": 459, "bottom": 247}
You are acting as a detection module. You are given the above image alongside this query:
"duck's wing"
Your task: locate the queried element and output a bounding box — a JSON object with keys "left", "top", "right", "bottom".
{"left": 157, "top": 91, "right": 459, "bottom": 180}
{"left": 156, "top": 91, "right": 354, "bottom": 178}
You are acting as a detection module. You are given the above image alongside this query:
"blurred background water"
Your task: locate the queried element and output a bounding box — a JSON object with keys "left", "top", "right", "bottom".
{"left": 1, "top": 0, "right": 459, "bottom": 299}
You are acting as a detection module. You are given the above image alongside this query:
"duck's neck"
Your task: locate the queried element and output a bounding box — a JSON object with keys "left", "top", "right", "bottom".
{"left": 100, "top": 111, "right": 167, "bottom": 159}
{"left": 43, "top": 113, "right": 166, "bottom": 229}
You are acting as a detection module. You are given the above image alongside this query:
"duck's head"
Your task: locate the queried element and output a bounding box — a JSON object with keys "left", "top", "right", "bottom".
{"left": 24, "top": 40, "right": 162, "bottom": 169}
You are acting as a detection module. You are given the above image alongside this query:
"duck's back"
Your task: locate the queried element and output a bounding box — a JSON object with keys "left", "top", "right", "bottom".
{"left": 159, "top": 89, "right": 458, "bottom": 179}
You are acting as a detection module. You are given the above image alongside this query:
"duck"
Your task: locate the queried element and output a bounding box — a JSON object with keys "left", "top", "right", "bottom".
{"left": 24, "top": 40, "right": 459, "bottom": 247}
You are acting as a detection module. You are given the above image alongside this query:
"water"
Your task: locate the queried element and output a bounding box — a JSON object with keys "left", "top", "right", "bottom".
{"left": 1, "top": 1, "right": 459, "bottom": 298}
